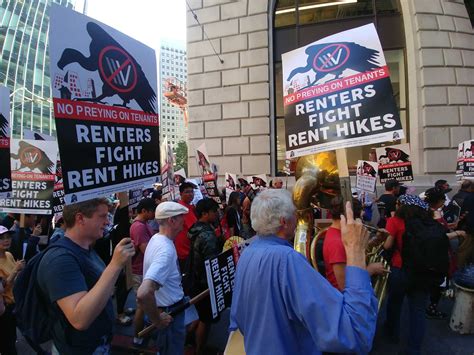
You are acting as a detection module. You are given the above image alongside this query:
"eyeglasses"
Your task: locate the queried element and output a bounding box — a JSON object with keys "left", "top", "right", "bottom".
{"left": 0, "top": 234, "right": 12, "bottom": 241}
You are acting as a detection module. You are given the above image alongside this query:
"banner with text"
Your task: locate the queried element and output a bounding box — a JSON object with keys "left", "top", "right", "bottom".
{"left": 0, "top": 139, "right": 57, "bottom": 214}
{"left": 0, "top": 86, "right": 12, "bottom": 199}
{"left": 356, "top": 160, "right": 378, "bottom": 192}
{"left": 49, "top": 5, "right": 160, "bottom": 204}
{"left": 205, "top": 248, "right": 236, "bottom": 319}
{"left": 376, "top": 143, "right": 413, "bottom": 183}
{"left": 282, "top": 23, "right": 404, "bottom": 158}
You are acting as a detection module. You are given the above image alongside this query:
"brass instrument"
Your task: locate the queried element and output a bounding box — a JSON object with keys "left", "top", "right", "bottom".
{"left": 366, "top": 230, "right": 391, "bottom": 311}
{"left": 292, "top": 152, "right": 389, "bottom": 309}
{"left": 293, "top": 152, "right": 340, "bottom": 260}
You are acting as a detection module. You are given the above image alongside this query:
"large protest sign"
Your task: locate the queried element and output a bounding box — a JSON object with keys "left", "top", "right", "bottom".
{"left": 160, "top": 136, "right": 175, "bottom": 201}
{"left": 463, "top": 140, "right": 474, "bottom": 179}
{"left": 0, "top": 86, "right": 12, "bottom": 199}
{"left": 197, "top": 143, "right": 223, "bottom": 207}
{"left": 376, "top": 143, "right": 413, "bottom": 183}
{"left": 49, "top": 5, "right": 160, "bottom": 204}
{"left": 0, "top": 139, "right": 57, "bottom": 214}
{"left": 282, "top": 24, "right": 404, "bottom": 158}
{"left": 356, "top": 160, "right": 378, "bottom": 192}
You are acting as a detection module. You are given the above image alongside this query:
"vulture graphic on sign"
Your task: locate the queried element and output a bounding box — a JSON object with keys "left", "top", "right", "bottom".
{"left": 57, "top": 22, "right": 157, "bottom": 114}
{"left": 10, "top": 141, "right": 55, "bottom": 174}
{"left": 287, "top": 42, "right": 381, "bottom": 88}
{"left": 361, "top": 161, "right": 377, "bottom": 177}
{"left": 377, "top": 147, "right": 410, "bottom": 164}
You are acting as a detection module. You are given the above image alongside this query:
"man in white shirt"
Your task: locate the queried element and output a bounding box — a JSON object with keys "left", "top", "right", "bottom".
{"left": 137, "top": 201, "right": 189, "bottom": 355}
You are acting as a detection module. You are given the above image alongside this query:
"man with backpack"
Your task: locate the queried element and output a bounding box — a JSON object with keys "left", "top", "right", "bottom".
{"left": 187, "top": 198, "right": 223, "bottom": 355}
{"left": 23, "top": 198, "right": 135, "bottom": 355}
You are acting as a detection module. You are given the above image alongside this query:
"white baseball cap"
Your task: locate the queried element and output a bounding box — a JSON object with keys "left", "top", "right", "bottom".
{"left": 0, "top": 226, "right": 14, "bottom": 235}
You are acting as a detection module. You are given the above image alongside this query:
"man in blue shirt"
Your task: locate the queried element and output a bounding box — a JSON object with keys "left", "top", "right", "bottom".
{"left": 229, "top": 189, "right": 378, "bottom": 355}
{"left": 37, "top": 198, "right": 135, "bottom": 355}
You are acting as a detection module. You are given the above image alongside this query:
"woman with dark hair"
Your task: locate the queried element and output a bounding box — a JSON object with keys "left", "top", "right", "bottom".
{"left": 383, "top": 194, "right": 456, "bottom": 355}
{"left": 423, "top": 188, "right": 466, "bottom": 319}
{"left": 323, "top": 196, "right": 386, "bottom": 291}
{"left": 226, "top": 191, "right": 242, "bottom": 237}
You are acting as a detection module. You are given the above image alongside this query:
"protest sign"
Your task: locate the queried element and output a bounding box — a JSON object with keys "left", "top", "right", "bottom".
{"left": 0, "top": 86, "right": 12, "bottom": 199}
{"left": 0, "top": 139, "right": 57, "bottom": 214}
{"left": 456, "top": 142, "right": 464, "bottom": 181}
{"left": 376, "top": 143, "right": 413, "bottom": 183}
{"left": 205, "top": 248, "right": 235, "bottom": 319}
{"left": 282, "top": 24, "right": 404, "bottom": 158}
{"left": 128, "top": 187, "right": 143, "bottom": 209}
{"left": 356, "top": 160, "right": 378, "bottom": 192}
{"left": 225, "top": 173, "right": 236, "bottom": 203}
{"left": 49, "top": 5, "right": 160, "bottom": 204}
{"left": 463, "top": 140, "right": 474, "bottom": 179}
{"left": 197, "top": 143, "right": 223, "bottom": 207}
{"left": 52, "top": 158, "right": 65, "bottom": 217}
{"left": 205, "top": 237, "right": 255, "bottom": 318}
{"left": 160, "top": 136, "right": 175, "bottom": 201}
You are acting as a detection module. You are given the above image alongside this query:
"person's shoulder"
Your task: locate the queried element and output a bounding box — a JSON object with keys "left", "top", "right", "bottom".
{"left": 5, "top": 251, "right": 15, "bottom": 260}
{"left": 148, "top": 234, "right": 172, "bottom": 251}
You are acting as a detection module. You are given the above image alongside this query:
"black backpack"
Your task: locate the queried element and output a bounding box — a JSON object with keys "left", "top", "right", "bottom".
{"left": 13, "top": 239, "right": 82, "bottom": 345}
{"left": 402, "top": 218, "right": 449, "bottom": 288}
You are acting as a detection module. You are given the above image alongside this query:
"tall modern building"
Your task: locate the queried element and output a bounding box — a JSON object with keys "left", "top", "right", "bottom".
{"left": 0, "top": 0, "right": 79, "bottom": 138}
{"left": 159, "top": 40, "right": 188, "bottom": 147}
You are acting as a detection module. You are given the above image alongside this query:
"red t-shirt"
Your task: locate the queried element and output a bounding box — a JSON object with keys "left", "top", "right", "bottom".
{"left": 130, "top": 219, "right": 154, "bottom": 275}
{"left": 385, "top": 216, "right": 405, "bottom": 268}
{"left": 323, "top": 227, "right": 346, "bottom": 290}
{"left": 174, "top": 200, "right": 197, "bottom": 261}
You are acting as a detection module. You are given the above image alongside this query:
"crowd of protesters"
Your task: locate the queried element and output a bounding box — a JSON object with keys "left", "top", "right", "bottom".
{"left": 0, "top": 174, "right": 474, "bottom": 355}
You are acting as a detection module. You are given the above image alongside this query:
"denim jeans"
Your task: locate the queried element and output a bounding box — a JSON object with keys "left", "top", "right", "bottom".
{"left": 156, "top": 309, "right": 186, "bottom": 355}
{"left": 385, "top": 267, "right": 407, "bottom": 339}
{"left": 406, "top": 289, "right": 429, "bottom": 355}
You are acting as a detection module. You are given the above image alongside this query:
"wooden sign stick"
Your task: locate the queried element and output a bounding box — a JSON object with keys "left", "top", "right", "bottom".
{"left": 138, "top": 289, "right": 210, "bottom": 338}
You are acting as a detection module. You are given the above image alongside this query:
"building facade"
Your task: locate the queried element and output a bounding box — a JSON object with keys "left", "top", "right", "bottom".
{"left": 186, "top": 0, "right": 474, "bottom": 184}
{"left": 0, "top": 0, "right": 78, "bottom": 138}
{"left": 159, "top": 40, "right": 188, "bottom": 147}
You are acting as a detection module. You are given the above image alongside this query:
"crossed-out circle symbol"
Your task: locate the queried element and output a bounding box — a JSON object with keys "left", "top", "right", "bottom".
{"left": 98, "top": 45, "right": 138, "bottom": 93}
{"left": 20, "top": 146, "right": 42, "bottom": 168}
{"left": 388, "top": 150, "right": 401, "bottom": 160}
{"left": 313, "top": 43, "right": 350, "bottom": 73}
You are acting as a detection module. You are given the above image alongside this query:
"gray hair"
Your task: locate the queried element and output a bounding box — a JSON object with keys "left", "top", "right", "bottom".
{"left": 251, "top": 189, "right": 296, "bottom": 236}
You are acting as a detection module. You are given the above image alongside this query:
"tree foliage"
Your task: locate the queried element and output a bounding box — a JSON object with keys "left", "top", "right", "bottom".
{"left": 174, "top": 140, "right": 188, "bottom": 175}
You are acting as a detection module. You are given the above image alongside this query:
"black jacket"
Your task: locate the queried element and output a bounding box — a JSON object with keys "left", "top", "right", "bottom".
{"left": 188, "top": 221, "right": 222, "bottom": 292}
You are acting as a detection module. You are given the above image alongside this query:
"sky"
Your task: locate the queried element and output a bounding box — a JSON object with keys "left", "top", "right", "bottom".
{"left": 79, "top": 0, "right": 187, "bottom": 52}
